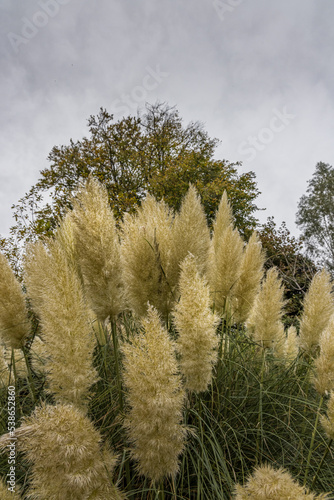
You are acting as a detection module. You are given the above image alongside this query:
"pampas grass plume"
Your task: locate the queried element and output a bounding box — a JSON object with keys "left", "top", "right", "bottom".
{"left": 121, "top": 195, "right": 175, "bottom": 318}
{"left": 232, "top": 232, "right": 265, "bottom": 323}
{"left": 17, "top": 403, "right": 124, "bottom": 500}
{"left": 25, "top": 239, "right": 98, "bottom": 408}
{"left": 71, "top": 176, "right": 124, "bottom": 321}
{"left": 171, "top": 185, "right": 210, "bottom": 282}
{"left": 313, "top": 316, "right": 334, "bottom": 395}
{"left": 0, "top": 252, "right": 30, "bottom": 348}
{"left": 321, "top": 391, "right": 334, "bottom": 440}
{"left": 122, "top": 305, "right": 186, "bottom": 482}
{"left": 299, "top": 269, "right": 334, "bottom": 353}
{"left": 209, "top": 193, "right": 244, "bottom": 314}
{"left": 234, "top": 463, "right": 328, "bottom": 499}
{"left": 24, "top": 241, "right": 51, "bottom": 317}
{"left": 173, "top": 254, "right": 219, "bottom": 392}
{"left": 246, "top": 268, "right": 286, "bottom": 348}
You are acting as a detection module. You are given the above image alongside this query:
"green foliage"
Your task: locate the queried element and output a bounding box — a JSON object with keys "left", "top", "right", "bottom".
{"left": 6, "top": 102, "right": 259, "bottom": 251}
{"left": 296, "top": 162, "right": 334, "bottom": 270}
{"left": 259, "top": 217, "right": 318, "bottom": 327}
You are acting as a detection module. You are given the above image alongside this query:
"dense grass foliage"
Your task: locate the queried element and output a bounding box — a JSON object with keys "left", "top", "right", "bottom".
{"left": 0, "top": 316, "right": 332, "bottom": 498}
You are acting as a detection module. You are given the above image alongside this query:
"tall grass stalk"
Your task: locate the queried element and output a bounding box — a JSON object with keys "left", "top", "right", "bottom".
{"left": 303, "top": 395, "right": 324, "bottom": 486}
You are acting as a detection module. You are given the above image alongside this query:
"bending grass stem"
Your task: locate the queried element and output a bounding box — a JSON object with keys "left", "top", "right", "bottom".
{"left": 110, "top": 318, "right": 123, "bottom": 412}
{"left": 22, "top": 345, "right": 37, "bottom": 404}
{"left": 303, "top": 394, "right": 324, "bottom": 486}
{"left": 311, "top": 438, "right": 333, "bottom": 489}
{"left": 256, "top": 347, "right": 265, "bottom": 466}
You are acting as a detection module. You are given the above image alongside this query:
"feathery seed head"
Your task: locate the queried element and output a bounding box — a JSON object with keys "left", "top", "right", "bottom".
{"left": 246, "top": 268, "right": 286, "bottom": 348}
{"left": 209, "top": 225, "right": 244, "bottom": 315}
{"left": 232, "top": 231, "right": 265, "bottom": 323}
{"left": 321, "top": 391, "right": 334, "bottom": 440}
{"left": 173, "top": 253, "right": 219, "bottom": 392}
{"left": 122, "top": 305, "right": 187, "bottom": 482}
{"left": 273, "top": 325, "right": 299, "bottom": 363}
{"left": 299, "top": 269, "right": 334, "bottom": 353}
{"left": 24, "top": 241, "right": 51, "bottom": 317}
{"left": 208, "top": 191, "right": 244, "bottom": 314}
{"left": 17, "top": 403, "right": 124, "bottom": 500}
{"left": 121, "top": 195, "right": 175, "bottom": 318}
{"left": 313, "top": 316, "right": 334, "bottom": 395}
{"left": 234, "top": 463, "right": 329, "bottom": 499}
{"left": 0, "top": 252, "right": 30, "bottom": 348}
{"left": 71, "top": 176, "right": 125, "bottom": 321}
{"left": 25, "top": 239, "right": 98, "bottom": 408}
{"left": 212, "top": 190, "right": 234, "bottom": 238}
{"left": 171, "top": 185, "right": 210, "bottom": 283}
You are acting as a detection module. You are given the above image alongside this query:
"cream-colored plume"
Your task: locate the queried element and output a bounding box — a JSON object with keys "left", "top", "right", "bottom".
{"left": 274, "top": 325, "right": 299, "bottom": 362}
{"left": 232, "top": 232, "right": 265, "bottom": 323}
{"left": 173, "top": 254, "right": 219, "bottom": 392}
{"left": 234, "top": 463, "right": 328, "bottom": 499}
{"left": 0, "top": 252, "right": 30, "bottom": 348}
{"left": 171, "top": 185, "right": 210, "bottom": 283}
{"left": 246, "top": 268, "right": 285, "bottom": 348}
{"left": 24, "top": 240, "right": 51, "bottom": 317}
{"left": 15, "top": 403, "right": 124, "bottom": 500}
{"left": 25, "top": 239, "right": 98, "bottom": 408}
{"left": 299, "top": 269, "right": 334, "bottom": 353}
{"left": 321, "top": 391, "right": 334, "bottom": 440}
{"left": 122, "top": 305, "right": 186, "bottom": 482}
{"left": 71, "top": 177, "right": 124, "bottom": 321}
{"left": 313, "top": 316, "right": 334, "bottom": 395}
{"left": 121, "top": 195, "right": 175, "bottom": 318}
{"left": 208, "top": 192, "right": 244, "bottom": 314}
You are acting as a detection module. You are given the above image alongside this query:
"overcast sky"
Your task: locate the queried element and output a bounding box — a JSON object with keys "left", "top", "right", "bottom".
{"left": 1, "top": 0, "right": 334, "bottom": 237}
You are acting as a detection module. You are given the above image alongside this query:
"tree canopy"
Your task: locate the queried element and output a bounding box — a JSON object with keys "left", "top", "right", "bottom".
{"left": 259, "top": 217, "right": 318, "bottom": 327}
{"left": 5, "top": 103, "right": 260, "bottom": 253}
{"left": 296, "top": 161, "right": 334, "bottom": 270}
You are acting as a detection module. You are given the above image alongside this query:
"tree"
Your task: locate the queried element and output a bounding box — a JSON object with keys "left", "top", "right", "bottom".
{"left": 259, "top": 217, "right": 318, "bottom": 327}
{"left": 4, "top": 103, "right": 260, "bottom": 253}
{"left": 296, "top": 162, "right": 334, "bottom": 270}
